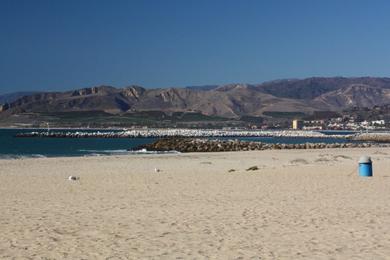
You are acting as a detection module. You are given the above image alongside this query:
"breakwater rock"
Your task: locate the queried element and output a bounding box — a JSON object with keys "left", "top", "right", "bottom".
{"left": 134, "top": 138, "right": 384, "bottom": 153}
{"left": 15, "top": 129, "right": 351, "bottom": 139}
{"left": 352, "top": 133, "right": 390, "bottom": 143}
{"left": 15, "top": 131, "right": 132, "bottom": 138}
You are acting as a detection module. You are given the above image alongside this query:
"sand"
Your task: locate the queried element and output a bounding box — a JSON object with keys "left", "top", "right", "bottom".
{"left": 1, "top": 148, "right": 390, "bottom": 259}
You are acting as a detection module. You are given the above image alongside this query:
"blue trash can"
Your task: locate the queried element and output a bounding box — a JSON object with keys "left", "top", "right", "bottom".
{"left": 359, "top": 156, "right": 373, "bottom": 177}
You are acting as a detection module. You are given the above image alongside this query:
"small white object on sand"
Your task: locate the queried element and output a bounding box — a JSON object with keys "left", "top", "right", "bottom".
{"left": 154, "top": 168, "right": 161, "bottom": 173}
{"left": 68, "top": 176, "right": 80, "bottom": 181}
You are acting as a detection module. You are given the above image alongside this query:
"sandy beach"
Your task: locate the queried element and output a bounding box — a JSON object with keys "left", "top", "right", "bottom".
{"left": 1, "top": 148, "right": 390, "bottom": 259}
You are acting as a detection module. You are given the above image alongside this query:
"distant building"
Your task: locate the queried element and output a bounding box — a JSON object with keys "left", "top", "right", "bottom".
{"left": 372, "top": 120, "right": 385, "bottom": 126}
{"left": 292, "top": 119, "right": 304, "bottom": 130}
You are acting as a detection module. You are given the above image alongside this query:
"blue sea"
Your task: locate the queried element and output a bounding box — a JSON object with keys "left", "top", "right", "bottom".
{"left": 0, "top": 128, "right": 357, "bottom": 158}
{"left": 0, "top": 129, "right": 159, "bottom": 158}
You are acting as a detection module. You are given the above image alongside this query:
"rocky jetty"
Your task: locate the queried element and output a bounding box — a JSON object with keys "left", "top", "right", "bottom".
{"left": 134, "top": 138, "right": 383, "bottom": 153}
{"left": 352, "top": 132, "right": 390, "bottom": 143}
{"left": 15, "top": 131, "right": 132, "bottom": 138}
{"left": 15, "top": 128, "right": 351, "bottom": 139}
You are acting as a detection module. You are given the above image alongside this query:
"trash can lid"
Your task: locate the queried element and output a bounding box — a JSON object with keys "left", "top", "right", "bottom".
{"left": 359, "top": 155, "right": 372, "bottom": 163}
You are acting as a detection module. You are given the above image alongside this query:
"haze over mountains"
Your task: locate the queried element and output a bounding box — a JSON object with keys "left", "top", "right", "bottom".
{"left": 1, "top": 77, "right": 390, "bottom": 118}
{"left": 0, "top": 91, "right": 37, "bottom": 105}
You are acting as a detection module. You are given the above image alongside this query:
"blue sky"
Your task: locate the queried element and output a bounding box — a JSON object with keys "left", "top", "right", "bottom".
{"left": 1, "top": 0, "right": 390, "bottom": 94}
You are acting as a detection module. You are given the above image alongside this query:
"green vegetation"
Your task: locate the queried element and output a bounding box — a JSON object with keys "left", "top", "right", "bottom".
{"left": 304, "top": 111, "right": 341, "bottom": 120}
{"left": 263, "top": 111, "right": 306, "bottom": 119}
{"left": 170, "top": 112, "right": 227, "bottom": 122}
{"left": 239, "top": 115, "right": 264, "bottom": 123}
{"left": 1, "top": 111, "right": 235, "bottom": 128}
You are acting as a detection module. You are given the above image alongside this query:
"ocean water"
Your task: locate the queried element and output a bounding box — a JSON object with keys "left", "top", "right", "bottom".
{"left": 0, "top": 129, "right": 159, "bottom": 158}
{"left": 0, "top": 129, "right": 357, "bottom": 158}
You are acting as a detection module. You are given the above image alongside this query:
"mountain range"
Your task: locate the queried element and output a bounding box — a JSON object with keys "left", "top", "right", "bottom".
{"left": 2, "top": 77, "right": 390, "bottom": 119}
{"left": 0, "top": 91, "right": 37, "bottom": 105}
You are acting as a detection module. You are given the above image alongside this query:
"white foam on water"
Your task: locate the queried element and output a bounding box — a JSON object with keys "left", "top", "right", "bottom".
{"left": 0, "top": 149, "right": 180, "bottom": 159}
{"left": 0, "top": 154, "right": 48, "bottom": 160}
{"left": 128, "top": 149, "right": 180, "bottom": 155}
{"left": 79, "top": 149, "right": 180, "bottom": 156}
{"left": 79, "top": 149, "right": 129, "bottom": 154}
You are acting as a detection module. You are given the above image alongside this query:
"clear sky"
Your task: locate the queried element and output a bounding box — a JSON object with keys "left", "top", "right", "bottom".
{"left": 1, "top": 0, "right": 390, "bottom": 94}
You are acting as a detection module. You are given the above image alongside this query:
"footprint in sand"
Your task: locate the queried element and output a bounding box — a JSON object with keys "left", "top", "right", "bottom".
{"left": 374, "top": 151, "right": 388, "bottom": 155}
{"left": 333, "top": 155, "right": 352, "bottom": 160}
{"left": 290, "top": 158, "right": 309, "bottom": 165}
{"left": 315, "top": 157, "right": 331, "bottom": 163}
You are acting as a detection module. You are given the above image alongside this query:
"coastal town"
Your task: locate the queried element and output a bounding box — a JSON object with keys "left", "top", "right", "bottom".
{"left": 291, "top": 117, "right": 386, "bottom": 131}
{"left": 235, "top": 116, "right": 387, "bottom": 131}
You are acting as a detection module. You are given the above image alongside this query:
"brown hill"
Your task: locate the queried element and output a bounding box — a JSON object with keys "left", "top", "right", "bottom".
{"left": 2, "top": 77, "right": 390, "bottom": 118}
{"left": 314, "top": 84, "right": 390, "bottom": 109}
